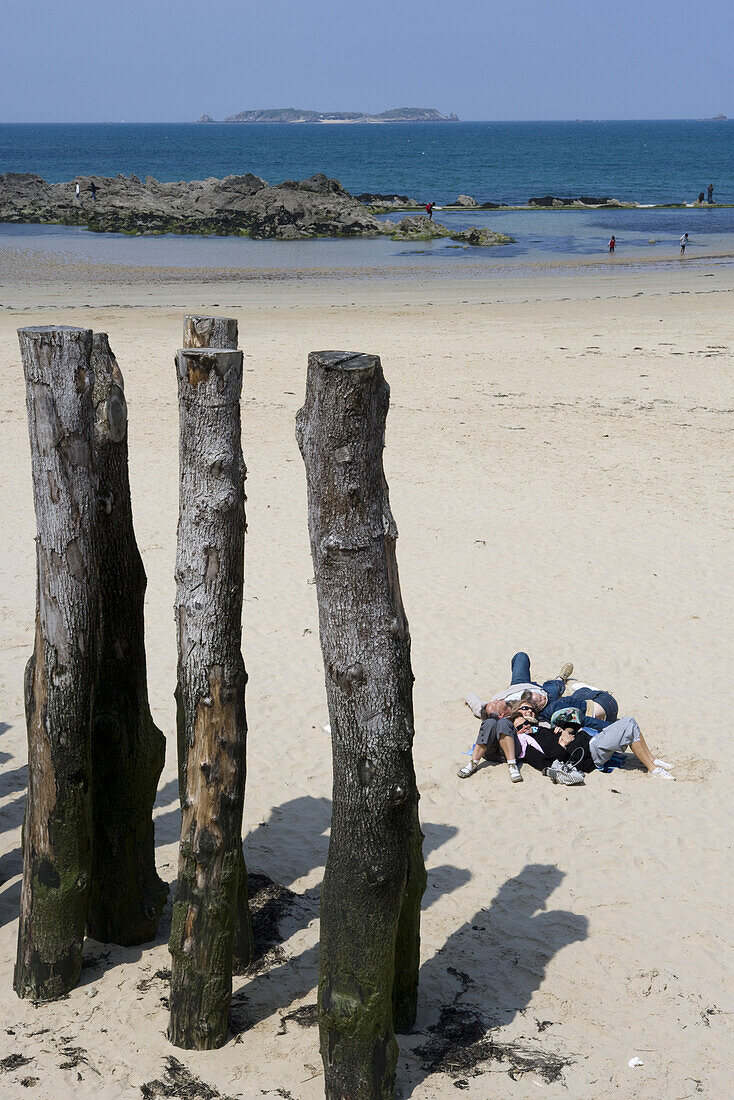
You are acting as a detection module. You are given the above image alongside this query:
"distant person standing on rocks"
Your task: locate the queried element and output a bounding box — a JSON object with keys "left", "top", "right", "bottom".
{"left": 680, "top": 232, "right": 689, "bottom": 254}
{"left": 75, "top": 181, "right": 80, "bottom": 202}
{"left": 698, "top": 191, "right": 705, "bottom": 205}
{"left": 707, "top": 183, "right": 714, "bottom": 204}
{"left": 90, "top": 181, "right": 97, "bottom": 202}
{"left": 425, "top": 201, "right": 435, "bottom": 221}
{"left": 608, "top": 235, "right": 616, "bottom": 253}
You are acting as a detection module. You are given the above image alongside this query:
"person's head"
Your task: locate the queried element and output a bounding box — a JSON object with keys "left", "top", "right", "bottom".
{"left": 483, "top": 698, "right": 511, "bottom": 719}
{"left": 510, "top": 700, "right": 538, "bottom": 732}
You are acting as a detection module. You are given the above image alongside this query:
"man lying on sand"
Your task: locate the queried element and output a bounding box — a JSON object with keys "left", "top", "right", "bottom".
{"left": 458, "top": 652, "right": 674, "bottom": 783}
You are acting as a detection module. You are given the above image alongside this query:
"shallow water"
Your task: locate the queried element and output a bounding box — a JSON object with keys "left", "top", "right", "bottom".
{"left": 1, "top": 206, "right": 732, "bottom": 275}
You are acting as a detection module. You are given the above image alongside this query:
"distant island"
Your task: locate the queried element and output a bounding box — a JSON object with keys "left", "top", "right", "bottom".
{"left": 196, "top": 107, "right": 459, "bottom": 124}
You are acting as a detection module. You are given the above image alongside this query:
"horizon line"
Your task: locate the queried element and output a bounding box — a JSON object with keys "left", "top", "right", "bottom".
{"left": 0, "top": 116, "right": 729, "bottom": 125}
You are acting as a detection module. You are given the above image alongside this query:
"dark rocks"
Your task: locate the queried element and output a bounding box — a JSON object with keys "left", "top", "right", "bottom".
{"left": 390, "top": 216, "right": 451, "bottom": 240}
{"left": 0, "top": 172, "right": 385, "bottom": 239}
{"left": 356, "top": 193, "right": 419, "bottom": 209}
{"left": 528, "top": 194, "right": 628, "bottom": 208}
{"left": 450, "top": 228, "right": 514, "bottom": 247}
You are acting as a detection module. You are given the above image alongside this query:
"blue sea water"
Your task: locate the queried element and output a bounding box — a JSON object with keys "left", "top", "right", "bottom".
{"left": 1, "top": 121, "right": 733, "bottom": 269}
{"left": 1, "top": 120, "right": 732, "bottom": 205}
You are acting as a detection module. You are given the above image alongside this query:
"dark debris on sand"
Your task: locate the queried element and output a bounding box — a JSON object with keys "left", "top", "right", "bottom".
{"left": 1, "top": 1053, "right": 33, "bottom": 1072}
{"left": 136, "top": 968, "right": 171, "bottom": 994}
{"left": 415, "top": 1005, "right": 571, "bottom": 1084}
{"left": 277, "top": 1003, "right": 319, "bottom": 1034}
{"left": 247, "top": 872, "right": 306, "bottom": 973}
{"left": 415, "top": 966, "right": 573, "bottom": 1086}
{"left": 140, "top": 1057, "right": 234, "bottom": 1100}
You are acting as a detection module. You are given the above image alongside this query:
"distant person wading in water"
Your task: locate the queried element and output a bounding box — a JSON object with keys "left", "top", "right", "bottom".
{"left": 608, "top": 235, "right": 616, "bottom": 253}
{"left": 425, "top": 201, "right": 435, "bottom": 221}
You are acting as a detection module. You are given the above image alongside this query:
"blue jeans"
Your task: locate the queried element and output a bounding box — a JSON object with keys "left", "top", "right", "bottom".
{"left": 542, "top": 688, "right": 618, "bottom": 725}
{"left": 510, "top": 652, "right": 565, "bottom": 706}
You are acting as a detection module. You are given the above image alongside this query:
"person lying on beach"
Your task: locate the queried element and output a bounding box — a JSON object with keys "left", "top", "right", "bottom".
{"left": 464, "top": 651, "right": 573, "bottom": 720}
{"left": 457, "top": 711, "right": 524, "bottom": 783}
{"left": 513, "top": 704, "right": 675, "bottom": 781}
{"left": 540, "top": 682, "right": 618, "bottom": 728}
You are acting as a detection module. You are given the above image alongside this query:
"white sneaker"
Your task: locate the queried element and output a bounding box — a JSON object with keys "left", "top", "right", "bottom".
{"left": 653, "top": 758, "right": 672, "bottom": 770}
{"left": 464, "top": 692, "right": 484, "bottom": 719}
{"left": 508, "top": 763, "right": 523, "bottom": 783}
{"left": 651, "top": 766, "right": 674, "bottom": 780}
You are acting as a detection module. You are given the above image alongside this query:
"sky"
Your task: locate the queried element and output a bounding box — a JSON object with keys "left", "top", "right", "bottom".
{"left": 0, "top": 0, "right": 731, "bottom": 123}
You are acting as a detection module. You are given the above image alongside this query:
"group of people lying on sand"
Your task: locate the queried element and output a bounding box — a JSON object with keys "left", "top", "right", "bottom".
{"left": 458, "top": 652, "right": 674, "bottom": 785}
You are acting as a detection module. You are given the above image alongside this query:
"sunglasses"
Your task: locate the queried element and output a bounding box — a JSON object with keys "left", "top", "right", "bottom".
{"left": 515, "top": 719, "right": 533, "bottom": 730}
{"left": 518, "top": 704, "right": 535, "bottom": 714}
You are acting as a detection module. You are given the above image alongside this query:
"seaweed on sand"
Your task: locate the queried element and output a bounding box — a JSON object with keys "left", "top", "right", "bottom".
{"left": 415, "top": 967, "right": 573, "bottom": 1085}
{"left": 248, "top": 873, "right": 303, "bottom": 971}
{"left": 415, "top": 1004, "right": 572, "bottom": 1084}
{"left": 140, "top": 1057, "right": 234, "bottom": 1100}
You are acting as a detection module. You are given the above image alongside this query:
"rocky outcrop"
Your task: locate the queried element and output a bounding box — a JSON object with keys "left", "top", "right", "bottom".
{"left": 390, "top": 216, "right": 451, "bottom": 240}
{"left": 449, "top": 228, "right": 514, "bottom": 247}
{"left": 528, "top": 194, "right": 629, "bottom": 208}
{"left": 356, "top": 193, "right": 420, "bottom": 209}
{"left": 454, "top": 195, "right": 478, "bottom": 207}
{"left": 196, "top": 114, "right": 214, "bottom": 123}
{"left": 0, "top": 172, "right": 387, "bottom": 239}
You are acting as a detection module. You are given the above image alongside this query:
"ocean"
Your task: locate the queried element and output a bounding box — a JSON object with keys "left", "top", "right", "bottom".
{"left": 1, "top": 120, "right": 733, "bottom": 270}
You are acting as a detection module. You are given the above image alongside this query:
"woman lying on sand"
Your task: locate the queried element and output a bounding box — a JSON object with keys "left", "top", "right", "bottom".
{"left": 512, "top": 703, "right": 674, "bottom": 781}
{"left": 458, "top": 697, "right": 674, "bottom": 782}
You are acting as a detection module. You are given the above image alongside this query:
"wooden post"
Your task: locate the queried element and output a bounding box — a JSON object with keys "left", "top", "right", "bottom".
{"left": 296, "top": 351, "right": 427, "bottom": 1100}
{"left": 86, "top": 333, "right": 168, "bottom": 945}
{"left": 183, "top": 315, "right": 238, "bottom": 350}
{"left": 182, "top": 314, "right": 253, "bottom": 973}
{"left": 168, "top": 347, "right": 248, "bottom": 1050}
{"left": 15, "top": 326, "right": 99, "bottom": 1000}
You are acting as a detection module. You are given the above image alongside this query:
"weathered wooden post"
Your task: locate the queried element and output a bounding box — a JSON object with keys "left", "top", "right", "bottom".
{"left": 296, "top": 351, "right": 427, "bottom": 1100}
{"left": 183, "top": 315, "right": 238, "bottom": 350}
{"left": 86, "top": 333, "right": 168, "bottom": 945}
{"left": 182, "top": 315, "right": 253, "bottom": 973}
{"left": 168, "top": 346, "right": 249, "bottom": 1049}
{"left": 15, "top": 326, "right": 99, "bottom": 1000}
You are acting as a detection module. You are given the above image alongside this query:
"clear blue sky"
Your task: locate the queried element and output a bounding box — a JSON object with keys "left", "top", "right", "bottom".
{"left": 1, "top": 0, "right": 731, "bottom": 122}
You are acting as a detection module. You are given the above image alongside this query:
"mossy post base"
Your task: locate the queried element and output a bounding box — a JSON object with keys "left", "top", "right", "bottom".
{"left": 296, "top": 351, "right": 427, "bottom": 1099}
{"left": 182, "top": 315, "right": 253, "bottom": 972}
{"left": 15, "top": 326, "right": 99, "bottom": 1000}
{"left": 86, "top": 333, "right": 168, "bottom": 945}
{"left": 168, "top": 348, "right": 248, "bottom": 1050}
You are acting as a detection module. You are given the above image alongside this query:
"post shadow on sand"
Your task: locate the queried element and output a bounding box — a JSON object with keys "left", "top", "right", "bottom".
{"left": 397, "top": 863, "right": 589, "bottom": 1097}
{"left": 225, "top": 796, "right": 470, "bottom": 1035}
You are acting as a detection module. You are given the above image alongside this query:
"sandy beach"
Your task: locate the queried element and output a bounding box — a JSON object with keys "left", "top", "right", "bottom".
{"left": 0, "top": 258, "right": 732, "bottom": 1098}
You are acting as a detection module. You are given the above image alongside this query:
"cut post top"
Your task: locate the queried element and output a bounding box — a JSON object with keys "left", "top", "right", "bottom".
{"left": 18, "top": 325, "right": 92, "bottom": 336}
{"left": 309, "top": 351, "right": 380, "bottom": 375}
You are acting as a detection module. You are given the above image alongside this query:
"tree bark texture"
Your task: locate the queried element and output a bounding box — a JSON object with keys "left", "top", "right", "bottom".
{"left": 86, "top": 333, "right": 168, "bottom": 945}
{"left": 182, "top": 315, "right": 253, "bottom": 973}
{"left": 183, "top": 315, "right": 238, "bottom": 350}
{"left": 168, "top": 348, "right": 248, "bottom": 1050}
{"left": 15, "top": 326, "right": 99, "bottom": 1000}
{"left": 296, "top": 351, "right": 427, "bottom": 1100}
